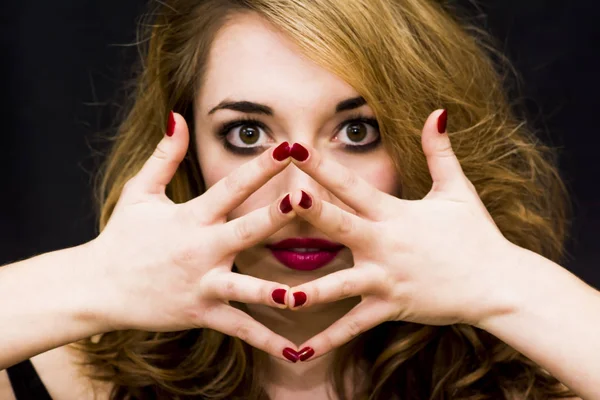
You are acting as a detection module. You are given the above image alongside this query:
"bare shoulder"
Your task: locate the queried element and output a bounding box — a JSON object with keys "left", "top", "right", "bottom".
{"left": 0, "top": 343, "right": 112, "bottom": 400}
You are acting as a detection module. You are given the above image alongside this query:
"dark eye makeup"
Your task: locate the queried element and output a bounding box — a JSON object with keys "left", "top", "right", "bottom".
{"left": 214, "top": 112, "right": 381, "bottom": 156}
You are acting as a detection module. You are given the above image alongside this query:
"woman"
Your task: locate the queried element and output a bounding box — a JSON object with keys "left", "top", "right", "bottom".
{"left": 0, "top": 0, "right": 598, "bottom": 398}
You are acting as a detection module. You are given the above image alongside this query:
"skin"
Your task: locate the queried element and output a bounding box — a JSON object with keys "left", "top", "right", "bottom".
{"left": 193, "top": 12, "right": 401, "bottom": 395}
{"left": 0, "top": 9, "right": 592, "bottom": 400}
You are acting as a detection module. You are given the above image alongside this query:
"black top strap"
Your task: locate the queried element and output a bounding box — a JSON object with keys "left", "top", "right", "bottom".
{"left": 6, "top": 359, "right": 52, "bottom": 400}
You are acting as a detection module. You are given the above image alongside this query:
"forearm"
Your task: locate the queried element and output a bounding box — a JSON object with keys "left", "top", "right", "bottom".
{"left": 0, "top": 243, "right": 108, "bottom": 369}
{"left": 477, "top": 244, "right": 600, "bottom": 400}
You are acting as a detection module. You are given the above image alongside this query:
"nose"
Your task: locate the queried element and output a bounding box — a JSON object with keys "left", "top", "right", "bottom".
{"left": 277, "top": 160, "right": 334, "bottom": 206}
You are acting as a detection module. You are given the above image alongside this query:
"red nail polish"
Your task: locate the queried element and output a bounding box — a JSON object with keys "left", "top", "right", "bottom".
{"left": 279, "top": 194, "right": 292, "bottom": 214}
{"left": 299, "top": 191, "right": 312, "bottom": 209}
{"left": 290, "top": 143, "right": 309, "bottom": 162}
{"left": 298, "top": 347, "right": 315, "bottom": 361}
{"left": 282, "top": 347, "right": 299, "bottom": 363}
{"left": 167, "top": 111, "right": 176, "bottom": 137}
{"left": 272, "top": 289, "right": 287, "bottom": 305}
{"left": 273, "top": 141, "right": 291, "bottom": 161}
{"left": 437, "top": 109, "right": 447, "bottom": 134}
{"left": 293, "top": 292, "right": 307, "bottom": 307}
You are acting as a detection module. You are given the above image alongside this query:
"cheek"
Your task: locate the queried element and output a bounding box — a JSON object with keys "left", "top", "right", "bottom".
{"left": 358, "top": 157, "right": 401, "bottom": 197}
{"left": 196, "top": 141, "right": 274, "bottom": 221}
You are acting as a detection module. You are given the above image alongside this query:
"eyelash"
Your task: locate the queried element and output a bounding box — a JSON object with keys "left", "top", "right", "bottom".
{"left": 215, "top": 113, "right": 381, "bottom": 155}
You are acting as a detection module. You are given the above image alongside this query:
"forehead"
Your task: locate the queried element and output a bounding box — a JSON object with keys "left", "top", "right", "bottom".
{"left": 199, "top": 13, "right": 358, "bottom": 111}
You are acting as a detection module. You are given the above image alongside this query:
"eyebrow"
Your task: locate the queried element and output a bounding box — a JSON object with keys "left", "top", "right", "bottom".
{"left": 207, "top": 96, "right": 367, "bottom": 116}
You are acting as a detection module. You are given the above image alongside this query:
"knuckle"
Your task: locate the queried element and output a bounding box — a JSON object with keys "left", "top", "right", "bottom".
{"left": 172, "top": 243, "right": 197, "bottom": 265}
{"left": 264, "top": 339, "right": 276, "bottom": 355}
{"left": 337, "top": 211, "right": 354, "bottom": 235}
{"left": 233, "top": 218, "right": 253, "bottom": 242}
{"left": 346, "top": 319, "right": 362, "bottom": 338}
{"left": 224, "top": 172, "right": 244, "bottom": 195}
{"left": 312, "top": 283, "right": 321, "bottom": 304}
{"left": 219, "top": 279, "right": 237, "bottom": 299}
{"left": 322, "top": 332, "right": 335, "bottom": 354}
{"left": 339, "top": 278, "right": 355, "bottom": 299}
{"left": 337, "top": 171, "right": 358, "bottom": 192}
{"left": 259, "top": 284, "right": 271, "bottom": 304}
{"left": 187, "top": 305, "right": 208, "bottom": 328}
{"left": 235, "top": 323, "right": 252, "bottom": 342}
{"left": 182, "top": 204, "right": 213, "bottom": 227}
{"left": 151, "top": 143, "right": 170, "bottom": 161}
{"left": 255, "top": 332, "right": 274, "bottom": 354}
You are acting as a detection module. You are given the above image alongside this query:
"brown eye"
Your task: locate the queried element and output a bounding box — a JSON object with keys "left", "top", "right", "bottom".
{"left": 345, "top": 123, "right": 367, "bottom": 142}
{"left": 239, "top": 125, "right": 260, "bottom": 145}
{"left": 336, "top": 118, "right": 379, "bottom": 148}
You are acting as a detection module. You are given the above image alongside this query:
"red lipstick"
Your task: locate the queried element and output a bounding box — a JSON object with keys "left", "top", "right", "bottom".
{"left": 266, "top": 238, "right": 344, "bottom": 271}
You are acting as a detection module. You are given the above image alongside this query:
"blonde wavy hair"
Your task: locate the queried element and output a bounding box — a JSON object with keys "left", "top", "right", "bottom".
{"left": 71, "top": 0, "right": 577, "bottom": 398}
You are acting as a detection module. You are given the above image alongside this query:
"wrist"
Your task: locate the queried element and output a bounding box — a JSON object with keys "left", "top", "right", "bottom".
{"left": 473, "top": 242, "right": 584, "bottom": 333}
{"left": 68, "top": 240, "right": 116, "bottom": 335}
{"left": 472, "top": 241, "right": 535, "bottom": 331}
{"left": 0, "top": 243, "right": 112, "bottom": 367}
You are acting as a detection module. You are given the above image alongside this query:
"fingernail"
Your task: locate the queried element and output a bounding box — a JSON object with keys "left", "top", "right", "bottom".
{"left": 437, "top": 109, "right": 447, "bottom": 134}
{"left": 299, "top": 191, "right": 312, "bottom": 209}
{"left": 167, "top": 111, "right": 176, "bottom": 137}
{"left": 293, "top": 291, "right": 307, "bottom": 307}
{"left": 282, "top": 347, "right": 299, "bottom": 363}
{"left": 271, "top": 288, "right": 287, "bottom": 305}
{"left": 298, "top": 346, "right": 315, "bottom": 361}
{"left": 290, "top": 143, "right": 309, "bottom": 162}
{"left": 279, "top": 194, "right": 293, "bottom": 214}
{"left": 273, "top": 141, "right": 291, "bottom": 161}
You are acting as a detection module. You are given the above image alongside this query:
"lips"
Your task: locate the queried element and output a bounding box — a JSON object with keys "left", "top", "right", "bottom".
{"left": 266, "top": 238, "right": 345, "bottom": 271}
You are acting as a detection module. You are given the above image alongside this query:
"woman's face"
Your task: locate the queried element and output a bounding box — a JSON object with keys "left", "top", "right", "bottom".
{"left": 194, "top": 13, "right": 401, "bottom": 288}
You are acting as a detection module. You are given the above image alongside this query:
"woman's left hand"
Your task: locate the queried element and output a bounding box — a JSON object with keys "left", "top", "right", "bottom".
{"left": 286, "top": 109, "right": 520, "bottom": 360}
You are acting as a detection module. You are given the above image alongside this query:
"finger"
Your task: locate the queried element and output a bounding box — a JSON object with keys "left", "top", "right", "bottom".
{"left": 187, "top": 142, "right": 292, "bottom": 221}
{"left": 218, "top": 192, "right": 297, "bottom": 254}
{"left": 297, "top": 299, "right": 394, "bottom": 361}
{"left": 421, "top": 109, "right": 468, "bottom": 193}
{"left": 202, "top": 304, "right": 299, "bottom": 362}
{"left": 202, "top": 269, "right": 291, "bottom": 309}
{"left": 288, "top": 142, "right": 397, "bottom": 220}
{"left": 289, "top": 189, "right": 373, "bottom": 251}
{"left": 129, "top": 111, "right": 189, "bottom": 196}
{"left": 287, "top": 265, "right": 383, "bottom": 309}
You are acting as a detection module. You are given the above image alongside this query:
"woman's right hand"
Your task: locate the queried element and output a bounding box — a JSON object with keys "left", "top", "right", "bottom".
{"left": 86, "top": 112, "right": 298, "bottom": 360}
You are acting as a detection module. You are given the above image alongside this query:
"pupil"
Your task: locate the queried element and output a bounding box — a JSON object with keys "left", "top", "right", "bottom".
{"left": 347, "top": 123, "right": 367, "bottom": 142}
{"left": 240, "top": 126, "right": 259, "bottom": 144}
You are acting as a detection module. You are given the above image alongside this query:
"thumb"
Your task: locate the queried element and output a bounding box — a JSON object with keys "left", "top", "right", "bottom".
{"left": 421, "top": 109, "right": 466, "bottom": 193}
{"left": 133, "top": 111, "right": 190, "bottom": 196}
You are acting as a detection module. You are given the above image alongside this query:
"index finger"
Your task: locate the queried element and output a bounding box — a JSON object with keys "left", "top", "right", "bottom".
{"left": 287, "top": 266, "right": 383, "bottom": 309}
{"left": 297, "top": 298, "right": 394, "bottom": 362}
{"left": 289, "top": 142, "right": 397, "bottom": 220}
{"left": 203, "top": 304, "right": 300, "bottom": 363}
{"left": 187, "top": 142, "right": 292, "bottom": 221}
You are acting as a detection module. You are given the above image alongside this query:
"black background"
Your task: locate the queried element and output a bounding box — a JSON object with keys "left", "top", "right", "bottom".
{"left": 1, "top": 1, "right": 598, "bottom": 288}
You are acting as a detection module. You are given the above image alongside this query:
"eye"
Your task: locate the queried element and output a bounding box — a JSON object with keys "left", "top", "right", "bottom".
{"left": 334, "top": 117, "right": 381, "bottom": 152}
{"left": 216, "top": 117, "right": 271, "bottom": 155}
